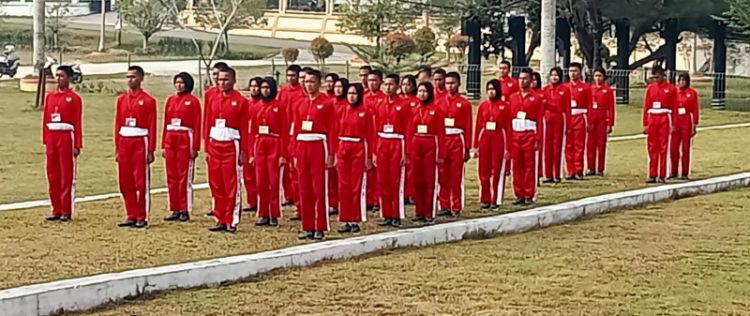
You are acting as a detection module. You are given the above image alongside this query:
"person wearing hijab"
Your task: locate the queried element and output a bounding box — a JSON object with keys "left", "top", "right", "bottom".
{"left": 162, "top": 72, "right": 202, "bottom": 222}
{"left": 247, "top": 77, "right": 289, "bottom": 227}
{"left": 474, "top": 79, "right": 511, "bottom": 210}
{"left": 542, "top": 67, "right": 571, "bottom": 183}
{"left": 242, "top": 77, "right": 263, "bottom": 213}
{"left": 335, "top": 83, "right": 375, "bottom": 233}
{"left": 408, "top": 81, "right": 446, "bottom": 224}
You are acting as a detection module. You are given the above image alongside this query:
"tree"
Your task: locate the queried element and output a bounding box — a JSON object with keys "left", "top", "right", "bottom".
{"left": 98, "top": 0, "right": 106, "bottom": 52}
{"left": 46, "top": 1, "right": 70, "bottom": 50}
{"left": 118, "top": 0, "right": 172, "bottom": 50}
{"left": 310, "top": 36, "right": 334, "bottom": 69}
{"left": 723, "top": 0, "right": 750, "bottom": 38}
{"left": 194, "top": 0, "right": 266, "bottom": 52}
{"left": 281, "top": 47, "right": 299, "bottom": 66}
{"left": 384, "top": 32, "right": 416, "bottom": 65}
{"left": 446, "top": 34, "right": 469, "bottom": 62}
{"left": 414, "top": 27, "right": 437, "bottom": 63}
{"left": 337, "top": 0, "right": 418, "bottom": 52}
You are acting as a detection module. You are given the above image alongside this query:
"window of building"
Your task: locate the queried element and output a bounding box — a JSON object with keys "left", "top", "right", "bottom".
{"left": 286, "top": 0, "right": 325, "bottom": 12}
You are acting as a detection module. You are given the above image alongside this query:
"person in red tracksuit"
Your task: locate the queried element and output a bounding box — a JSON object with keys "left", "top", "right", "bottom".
{"left": 359, "top": 65, "right": 372, "bottom": 92}
{"left": 474, "top": 79, "right": 511, "bottom": 210}
{"left": 498, "top": 60, "right": 519, "bottom": 101}
{"left": 670, "top": 73, "right": 700, "bottom": 180}
{"left": 324, "top": 73, "right": 341, "bottom": 214}
{"left": 204, "top": 62, "right": 229, "bottom": 217}
{"left": 293, "top": 69, "right": 339, "bottom": 241}
{"left": 643, "top": 66, "right": 678, "bottom": 183}
{"left": 43, "top": 65, "right": 83, "bottom": 222}
{"left": 409, "top": 81, "right": 446, "bottom": 225}
{"left": 115, "top": 66, "right": 157, "bottom": 228}
{"left": 564, "top": 62, "right": 591, "bottom": 180}
{"left": 375, "top": 74, "right": 412, "bottom": 227}
{"left": 417, "top": 65, "right": 432, "bottom": 83}
{"left": 509, "top": 68, "right": 544, "bottom": 206}
{"left": 279, "top": 65, "right": 305, "bottom": 211}
{"left": 364, "top": 70, "right": 387, "bottom": 212}
{"left": 162, "top": 72, "right": 201, "bottom": 222}
{"left": 437, "top": 72, "right": 472, "bottom": 217}
{"left": 248, "top": 77, "right": 288, "bottom": 227}
{"left": 531, "top": 71, "right": 546, "bottom": 180}
{"left": 242, "top": 77, "right": 262, "bottom": 213}
{"left": 204, "top": 67, "right": 249, "bottom": 233}
{"left": 325, "top": 73, "right": 339, "bottom": 99}
{"left": 336, "top": 83, "right": 375, "bottom": 234}
{"left": 334, "top": 78, "right": 350, "bottom": 110}
{"left": 400, "top": 75, "right": 419, "bottom": 206}
{"left": 542, "top": 67, "right": 571, "bottom": 183}
{"left": 432, "top": 68, "right": 448, "bottom": 101}
{"left": 587, "top": 69, "right": 616, "bottom": 176}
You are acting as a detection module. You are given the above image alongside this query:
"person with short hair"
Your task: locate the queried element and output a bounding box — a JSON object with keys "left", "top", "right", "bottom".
{"left": 474, "top": 79, "right": 511, "bottom": 209}
{"left": 364, "top": 69, "right": 387, "bottom": 212}
{"left": 509, "top": 68, "right": 544, "bottom": 206}
{"left": 43, "top": 65, "right": 83, "bottom": 222}
{"left": 324, "top": 73, "right": 340, "bottom": 99}
{"left": 242, "top": 77, "right": 263, "bottom": 213}
{"left": 359, "top": 65, "right": 373, "bottom": 91}
{"left": 417, "top": 65, "right": 432, "bottom": 83}
{"left": 587, "top": 68, "right": 616, "bottom": 177}
{"left": 115, "top": 66, "right": 157, "bottom": 228}
{"left": 162, "top": 72, "right": 201, "bottom": 222}
{"left": 432, "top": 68, "right": 448, "bottom": 101}
{"left": 437, "top": 71, "right": 472, "bottom": 217}
{"left": 204, "top": 62, "right": 229, "bottom": 217}
{"left": 643, "top": 66, "right": 678, "bottom": 183}
{"left": 542, "top": 67, "right": 571, "bottom": 183}
{"left": 564, "top": 62, "right": 591, "bottom": 180}
{"left": 670, "top": 72, "right": 699, "bottom": 180}
{"left": 279, "top": 65, "right": 305, "bottom": 213}
{"left": 497, "top": 60, "right": 519, "bottom": 100}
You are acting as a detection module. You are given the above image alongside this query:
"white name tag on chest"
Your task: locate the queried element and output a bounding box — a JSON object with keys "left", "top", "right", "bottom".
{"left": 259, "top": 125, "right": 270, "bottom": 134}
{"left": 215, "top": 118, "right": 226, "bottom": 128}
{"left": 51, "top": 113, "right": 61, "bottom": 122}
{"left": 678, "top": 107, "right": 687, "bottom": 115}
{"left": 170, "top": 118, "right": 182, "bottom": 126}
{"left": 571, "top": 100, "right": 578, "bottom": 108}
{"left": 126, "top": 117, "right": 137, "bottom": 127}
{"left": 653, "top": 101, "right": 662, "bottom": 109}
{"left": 417, "top": 124, "right": 428, "bottom": 134}
{"left": 486, "top": 121, "right": 497, "bottom": 131}
{"left": 383, "top": 124, "right": 394, "bottom": 133}
{"left": 301, "top": 120, "right": 313, "bottom": 131}
{"left": 444, "top": 118, "right": 455, "bottom": 127}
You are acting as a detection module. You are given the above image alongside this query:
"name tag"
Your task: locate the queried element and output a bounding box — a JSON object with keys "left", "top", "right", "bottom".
{"left": 259, "top": 125, "right": 270, "bottom": 134}
{"left": 571, "top": 100, "right": 578, "bottom": 108}
{"left": 444, "top": 118, "right": 455, "bottom": 127}
{"left": 301, "top": 120, "right": 313, "bottom": 131}
{"left": 653, "top": 101, "right": 662, "bottom": 109}
{"left": 170, "top": 118, "right": 182, "bottom": 126}
{"left": 678, "top": 107, "right": 687, "bottom": 115}
{"left": 126, "top": 117, "right": 136, "bottom": 127}
{"left": 592, "top": 102, "right": 599, "bottom": 109}
{"left": 383, "top": 124, "right": 394, "bottom": 133}
{"left": 215, "top": 118, "right": 226, "bottom": 128}
{"left": 517, "top": 111, "right": 527, "bottom": 120}
{"left": 417, "top": 124, "right": 428, "bottom": 134}
{"left": 51, "top": 113, "right": 61, "bottom": 122}
{"left": 486, "top": 121, "right": 497, "bottom": 131}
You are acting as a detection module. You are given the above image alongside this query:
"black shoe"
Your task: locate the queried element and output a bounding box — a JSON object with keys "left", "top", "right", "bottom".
{"left": 680, "top": 175, "right": 690, "bottom": 181}
{"left": 524, "top": 198, "right": 535, "bottom": 206}
{"left": 337, "top": 223, "right": 352, "bottom": 233}
{"left": 282, "top": 200, "right": 295, "bottom": 207}
{"left": 646, "top": 178, "right": 657, "bottom": 184}
{"left": 565, "top": 175, "right": 577, "bottom": 181}
{"left": 164, "top": 212, "right": 180, "bottom": 221}
{"left": 585, "top": 170, "right": 596, "bottom": 176}
{"left": 205, "top": 210, "right": 215, "bottom": 217}
{"left": 554, "top": 178, "right": 562, "bottom": 183}
{"left": 490, "top": 203, "right": 500, "bottom": 210}
{"left": 667, "top": 174, "right": 678, "bottom": 180}
{"left": 134, "top": 220, "right": 148, "bottom": 228}
{"left": 366, "top": 204, "right": 375, "bottom": 211}
{"left": 226, "top": 225, "right": 237, "bottom": 233}
{"left": 328, "top": 207, "right": 339, "bottom": 216}
{"left": 437, "top": 209, "right": 452, "bottom": 217}
{"left": 298, "top": 231, "right": 314, "bottom": 240}
{"left": 269, "top": 217, "right": 279, "bottom": 227}
{"left": 290, "top": 214, "right": 301, "bottom": 221}
{"left": 542, "top": 178, "right": 555, "bottom": 184}
{"left": 242, "top": 206, "right": 257, "bottom": 213}
{"left": 424, "top": 217, "right": 435, "bottom": 225}
{"left": 118, "top": 219, "right": 136, "bottom": 227}
{"left": 208, "top": 223, "right": 227, "bottom": 232}
{"left": 596, "top": 172, "right": 604, "bottom": 177}
{"left": 658, "top": 177, "right": 666, "bottom": 183}
{"left": 390, "top": 219, "right": 401, "bottom": 228}
{"left": 372, "top": 204, "right": 380, "bottom": 212}
{"left": 60, "top": 215, "right": 71, "bottom": 222}
{"left": 512, "top": 198, "right": 525, "bottom": 206}
{"left": 378, "top": 218, "right": 393, "bottom": 226}
{"left": 412, "top": 216, "right": 425, "bottom": 222}
{"left": 351, "top": 224, "right": 361, "bottom": 233}
{"left": 405, "top": 197, "right": 414, "bottom": 205}
{"left": 451, "top": 211, "right": 461, "bottom": 217}
{"left": 480, "top": 203, "right": 491, "bottom": 209}
{"left": 46, "top": 214, "right": 61, "bottom": 221}
{"left": 576, "top": 173, "right": 585, "bottom": 180}
{"left": 256, "top": 217, "right": 270, "bottom": 226}
{"left": 179, "top": 212, "right": 190, "bottom": 221}
{"left": 313, "top": 231, "right": 325, "bottom": 241}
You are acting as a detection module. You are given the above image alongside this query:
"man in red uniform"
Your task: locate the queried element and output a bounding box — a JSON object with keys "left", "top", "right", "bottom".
{"left": 509, "top": 68, "right": 543, "bottom": 206}
{"left": 364, "top": 70, "right": 387, "bottom": 212}
{"left": 323, "top": 72, "right": 340, "bottom": 214}
{"left": 204, "top": 67, "right": 249, "bottom": 232}
{"left": 498, "top": 60, "right": 519, "bottom": 101}
{"left": 432, "top": 68, "right": 448, "bottom": 101}
{"left": 115, "top": 66, "right": 157, "bottom": 228}
{"left": 437, "top": 72, "right": 472, "bottom": 217}
{"left": 670, "top": 73, "right": 700, "bottom": 180}
{"left": 359, "top": 65, "right": 372, "bottom": 92}
{"left": 43, "top": 65, "right": 83, "bottom": 222}
{"left": 242, "top": 77, "right": 263, "bottom": 213}
{"left": 375, "top": 74, "right": 412, "bottom": 227}
{"left": 292, "top": 69, "right": 338, "bottom": 241}
{"left": 564, "top": 62, "right": 591, "bottom": 180}
{"left": 417, "top": 65, "right": 432, "bottom": 83}
{"left": 586, "top": 69, "right": 615, "bottom": 176}
{"left": 279, "top": 65, "right": 305, "bottom": 213}
{"left": 204, "top": 62, "right": 229, "bottom": 217}
{"left": 643, "top": 66, "right": 677, "bottom": 183}
{"left": 542, "top": 67, "right": 571, "bottom": 183}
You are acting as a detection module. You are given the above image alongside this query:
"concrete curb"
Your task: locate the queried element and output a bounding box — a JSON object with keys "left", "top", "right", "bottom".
{"left": 1, "top": 172, "right": 749, "bottom": 316}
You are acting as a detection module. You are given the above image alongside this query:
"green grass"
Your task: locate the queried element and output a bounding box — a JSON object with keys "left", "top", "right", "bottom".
{"left": 76, "top": 188, "right": 750, "bottom": 316}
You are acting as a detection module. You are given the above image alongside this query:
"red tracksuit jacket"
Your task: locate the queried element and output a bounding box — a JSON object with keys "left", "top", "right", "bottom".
{"left": 291, "top": 93, "right": 339, "bottom": 153}
{"left": 161, "top": 92, "right": 202, "bottom": 151}
{"left": 338, "top": 105, "right": 376, "bottom": 154}
{"left": 500, "top": 76, "right": 520, "bottom": 101}
{"left": 566, "top": 80, "right": 591, "bottom": 113}
{"left": 115, "top": 89, "right": 157, "bottom": 152}
{"left": 409, "top": 102, "right": 447, "bottom": 160}
{"left": 43, "top": 89, "right": 83, "bottom": 148}
{"left": 248, "top": 98, "right": 290, "bottom": 160}
{"left": 675, "top": 87, "right": 700, "bottom": 125}
{"left": 375, "top": 95, "right": 414, "bottom": 151}
{"left": 439, "top": 93, "right": 473, "bottom": 149}
{"left": 203, "top": 89, "right": 250, "bottom": 150}
{"left": 643, "top": 81, "right": 678, "bottom": 126}
{"left": 590, "top": 83, "right": 616, "bottom": 127}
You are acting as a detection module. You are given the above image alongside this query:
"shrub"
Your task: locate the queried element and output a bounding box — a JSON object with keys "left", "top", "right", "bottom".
{"left": 281, "top": 47, "right": 299, "bottom": 66}
{"left": 384, "top": 32, "right": 416, "bottom": 65}
{"left": 413, "top": 27, "right": 436, "bottom": 63}
{"left": 446, "top": 34, "right": 469, "bottom": 61}
{"left": 309, "top": 36, "right": 334, "bottom": 67}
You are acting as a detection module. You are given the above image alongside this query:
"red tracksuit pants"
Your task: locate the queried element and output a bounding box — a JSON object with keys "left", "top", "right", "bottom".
{"left": 296, "top": 139, "right": 329, "bottom": 231}
{"left": 565, "top": 114, "right": 587, "bottom": 176}
{"left": 410, "top": 135, "right": 439, "bottom": 218}
{"left": 254, "top": 136, "right": 283, "bottom": 218}
{"left": 328, "top": 167, "right": 338, "bottom": 209}
{"left": 45, "top": 130, "right": 76, "bottom": 216}
{"left": 537, "top": 118, "right": 545, "bottom": 177}
{"left": 377, "top": 137, "right": 405, "bottom": 220}
{"left": 164, "top": 130, "right": 195, "bottom": 212}
{"left": 283, "top": 142, "right": 298, "bottom": 205}
{"left": 646, "top": 114, "right": 672, "bottom": 178}
{"left": 512, "top": 131, "right": 538, "bottom": 199}
{"left": 478, "top": 129, "right": 508, "bottom": 205}
{"left": 337, "top": 140, "right": 367, "bottom": 223}
{"left": 117, "top": 136, "right": 150, "bottom": 221}
{"left": 243, "top": 158, "right": 257, "bottom": 208}
{"left": 543, "top": 112, "right": 566, "bottom": 179}
{"left": 670, "top": 115, "right": 694, "bottom": 177}
{"left": 586, "top": 117, "right": 609, "bottom": 173}
{"left": 207, "top": 139, "right": 242, "bottom": 227}
{"left": 438, "top": 134, "right": 465, "bottom": 212}
{"left": 367, "top": 167, "right": 378, "bottom": 206}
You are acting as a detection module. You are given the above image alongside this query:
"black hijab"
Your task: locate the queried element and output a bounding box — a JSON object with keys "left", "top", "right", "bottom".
{"left": 349, "top": 83, "right": 364, "bottom": 108}
{"left": 487, "top": 79, "right": 502, "bottom": 101}
{"left": 417, "top": 81, "right": 434, "bottom": 105}
{"left": 261, "top": 77, "right": 278, "bottom": 102}
{"left": 336, "top": 78, "right": 350, "bottom": 101}
{"left": 173, "top": 72, "right": 194, "bottom": 94}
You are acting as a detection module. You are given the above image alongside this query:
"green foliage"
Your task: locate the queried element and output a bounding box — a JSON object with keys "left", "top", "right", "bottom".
{"left": 281, "top": 47, "right": 299, "bottom": 65}
{"left": 413, "top": 27, "right": 437, "bottom": 63}
{"left": 337, "top": 0, "right": 418, "bottom": 49}
{"left": 384, "top": 32, "right": 416, "bottom": 65}
{"left": 118, "top": 0, "right": 173, "bottom": 49}
{"left": 309, "top": 36, "right": 334, "bottom": 67}
{"left": 149, "top": 37, "right": 265, "bottom": 59}
{"left": 77, "top": 81, "right": 123, "bottom": 95}
{"left": 724, "top": 0, "right": 750, "bottom": 39}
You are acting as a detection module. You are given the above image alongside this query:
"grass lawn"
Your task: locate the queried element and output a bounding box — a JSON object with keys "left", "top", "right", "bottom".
{"left": 77, "top": 188, "right": 750, "bottom": 316}
{"left": 1, "top": 122, "right": 749, "bottom": 290}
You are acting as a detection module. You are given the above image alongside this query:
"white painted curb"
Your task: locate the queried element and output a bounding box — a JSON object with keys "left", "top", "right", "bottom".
{"left": 1, "top": 172, "right": 749, "bottom": 316}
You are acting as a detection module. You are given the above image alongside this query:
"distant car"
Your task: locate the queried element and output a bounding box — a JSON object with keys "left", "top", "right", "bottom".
{"left": 0, "top": 43, "right": 20, "bottom": 78}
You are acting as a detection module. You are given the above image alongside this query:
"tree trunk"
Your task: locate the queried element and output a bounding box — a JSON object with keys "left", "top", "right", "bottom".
{"left": 628, "top": 44, "right": 667, "bottom": 70}
{"left": 223, "top": 30, "right": 230, "bottom": 53}
{"left": 142, "top": 35, "right": 150, "bottom": 50}
{"left": 33, "top": 0, "right": 46, "bottom": 72}
{"left": 98, "top": 0, "right": 106, "bottom": 52}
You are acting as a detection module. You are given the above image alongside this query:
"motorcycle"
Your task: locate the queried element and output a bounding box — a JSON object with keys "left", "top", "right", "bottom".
{"left": 44, "top": 56, "right": 84, "bottom": 84}
{"left": 0, "top": 43, "right": 20, "bottom": 78}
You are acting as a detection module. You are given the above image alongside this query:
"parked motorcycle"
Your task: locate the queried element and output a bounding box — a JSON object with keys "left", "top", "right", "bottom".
{"left": 44, "top": 56, "right": 84, "bottom": 84}
{"left": 0, "top": 43, "right": 20, "bottom": 78}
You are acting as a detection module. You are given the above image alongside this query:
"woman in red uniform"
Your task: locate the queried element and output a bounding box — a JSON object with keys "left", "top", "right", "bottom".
{"left": 670, "top": 73, "right": 700, "bottom": 179}
{"left": 333, "top": 78, "right": 350, "bottom": 110}
{"left": 408, "top": 82, "right": 446, "bottom": 224}
{"left": 587, "top": 69, "right": 616, "bottom": 176}
{"left": 531, "top": 71, "right": 546, "bottom": 180}
{"left": 542, "top": 67, "right": 571, "bottom": 183}
{"left": 326, "top": 77, "right": 349, "bottom": 215}
{"left": 474, "top": 79, "right": 511, "bottom": 210}
{"left": 162, "top": 72, "right": 202, "bottom": 222}
{"left": 325, "top": 73, "right": 340, "bottom": 99}
{"left": 400, "top": 74, "right": 419, "bottom": 206}
{"left": 336, "top": 83, "right": 375, "bottom": 233}
{"left": 242, "top": 77, "right": 262, "bottom": 213}
{"left": 248, "top": 77, "right": 288, "bottom": 227}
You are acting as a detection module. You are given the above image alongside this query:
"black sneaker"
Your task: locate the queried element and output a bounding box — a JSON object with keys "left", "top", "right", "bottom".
{"left": 565, "top": 175, "right": 577, "bottom": 181}
{"left": 226, "top": 225, "right": 237, "bottom": 233}
{"left": 542, "top": 178, "right": 555, "bottom": 184}
{"left": 337, "top": 223, "right": 352, "bottom": 233}
{"left": 366, "top": 204, "right": 375, "bottom": 211}
{"left": 372, "top": 204, "right": 380, "bottom": 212}
{"left": 451, "top": 211, "right": 461, "bottom": 217}
{"left": 269, "top": 217, "right": 279, "bottom": 226}
{"left": 134, "top": 220, "right": 148, "bottom": 228}
{"left": 118, "top": 219, "right": 136, "bottom": 227}
{"left": 576, "top": 173, "right": 585, "bottom": 180}
{"left": 480, "top": 203, "right": 491, "bottom": 210}
{"left": 554, "top": 178, "right": 562, "bottom": 183}
{"left": 60, "top": 215, "right": 71, "bottom": 222}
{"left": 437, "top": 209, "right": 452, "bottom": 217}
{"left": 490, "top": 203, "right": 500, "bottom": 210}
{"left": 585, "top": 170, "right": 596, "bottom": 177}
{"left": 524, "top": 199, "right": 535, "bottom": 206}
{"left": 351, "top": 224, "right": 361, "bottom": 233}
{"left": 205, "top": 210, "right": 215, "bottom": 217}
{"left": 390, "top": 219, "right": 401, "bottom": 228}
{"left": 46, "top": 214, "right": 61, "bottom": 221}
{"left": 208, "top": 223, "right": 227, "bottom": 232}
{"left": 298, "top": 231, "right": 313, "bottom": 240}
{"left": 282, "top": 200, "right": 295, "bottom": 207}
{"left": 242, "top": 206, "right": 257, "bottom": 213}
{"left": 667, "top": 174, "right": 678, "bottom": 180}
{"left": 313, "top": 231, "right": 325, "bottom": 241}
{"left": 658, "top": 177, "right": 666, "bottom": 183}
{"left": 256, "top": 217, "right": 270, "bottom": 226}
{"left": 378, "top": 218, "right": 393, "bottom": 226}
{"left": 164, "top": 212, "right": 180, "bottom": 221}
{"left": 412, "top": 216, "right": 426, "bottom": 222}
{"left": 424, "top": 217, "right": 435, "bottom": 225}
{"left": 680, "top": 175, "right": 690, "bottom": 181}
{"left": 178, "top": 212, "right": 190, "bottom": 221}
{"left": 512, "top": 198, "right": 525, "bottom": 206}
{"left": 290, "top": 214, "right": 301, "bottom": 221}
{"left": 328, "top": 207, "right": 339, "bottom": 216}
{"left": 646, "top": 178, "right": 657, "bottom": 184}
{"left": 404, "top": 197, "right": 414, "bottom": 205}
{"left": 596, "top": 172, "right": 604, "bottom": 177}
